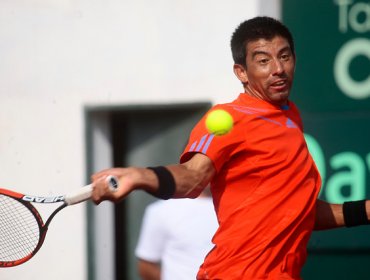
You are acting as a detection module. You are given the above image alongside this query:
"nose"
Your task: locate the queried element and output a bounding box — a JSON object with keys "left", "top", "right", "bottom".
{"left": 272, "top": 59, "right": 284, "bottom": 75}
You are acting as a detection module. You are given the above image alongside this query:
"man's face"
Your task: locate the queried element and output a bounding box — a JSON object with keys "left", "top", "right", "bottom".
{"left": 235, "top": 36, "right": 296, "bottom": 106}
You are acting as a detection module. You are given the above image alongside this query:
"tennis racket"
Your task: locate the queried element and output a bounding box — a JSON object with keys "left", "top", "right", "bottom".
{"left": 0, "top": 176, "right": 119, "bottom": 267}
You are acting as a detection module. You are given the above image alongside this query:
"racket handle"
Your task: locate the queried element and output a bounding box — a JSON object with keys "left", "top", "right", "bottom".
{"left": 65, "top": 176, "right": 119, "bottom": 205}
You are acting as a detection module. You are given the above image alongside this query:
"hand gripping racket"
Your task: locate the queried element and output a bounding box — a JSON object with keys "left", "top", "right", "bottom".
{"left": 0, "top": 176, "right": 118, "bottom": 267}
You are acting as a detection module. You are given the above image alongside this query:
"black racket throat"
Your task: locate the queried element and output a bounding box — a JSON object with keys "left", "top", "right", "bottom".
{"left": 44, "top": 203, "right": 67, "bottom": 228}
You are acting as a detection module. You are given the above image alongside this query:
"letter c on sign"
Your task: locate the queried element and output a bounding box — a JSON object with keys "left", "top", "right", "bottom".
{"left": 334, "top": 38, "right": 370, "bottom": 99}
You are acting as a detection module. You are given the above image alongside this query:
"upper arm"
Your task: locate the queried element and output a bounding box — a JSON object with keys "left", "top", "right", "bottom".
{"left": 182, "top": 152, "right": 216, "bottom": 180}
{"left": 167, "top": 153, "right": 216, "bottom": 198}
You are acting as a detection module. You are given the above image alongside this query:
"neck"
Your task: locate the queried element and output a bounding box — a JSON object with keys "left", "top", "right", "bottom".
{"left": 243, "top": 86, "right": 289, "bottom": 107}
{"left": 243, "top": 84, "right": 263, "bottom": 100}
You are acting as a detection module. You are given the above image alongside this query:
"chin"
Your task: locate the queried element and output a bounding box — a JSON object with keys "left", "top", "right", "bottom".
{"left": 271, "top": 91, "right": 289, "bottom": 105}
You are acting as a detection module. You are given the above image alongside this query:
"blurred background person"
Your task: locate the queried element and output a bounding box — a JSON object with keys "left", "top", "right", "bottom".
{"left": 135, "top": 188, "right": 218, "bottom": 280}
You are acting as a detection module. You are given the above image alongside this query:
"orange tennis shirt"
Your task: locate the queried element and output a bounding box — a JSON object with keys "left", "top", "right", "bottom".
{"left": 180, "top": 93, "right": 321, "bottom": 280}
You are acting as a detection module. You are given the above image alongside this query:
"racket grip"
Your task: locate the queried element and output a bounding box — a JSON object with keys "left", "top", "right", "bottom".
{"left": 64, "top": 184, "right": 93, "bottom": 205}
{"left": 65, "top": 176, "right": 119, "bottom": 205}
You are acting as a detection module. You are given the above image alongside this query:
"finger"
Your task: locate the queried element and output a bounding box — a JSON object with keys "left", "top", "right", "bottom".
{"left": 91, "top": 177, "right": 108, "bottom": 204}
{"left": 91, "top": 175, "right": 119, "bottom": 204}
{"left": 91, "top": 170, "right": 111, "bottom": 181}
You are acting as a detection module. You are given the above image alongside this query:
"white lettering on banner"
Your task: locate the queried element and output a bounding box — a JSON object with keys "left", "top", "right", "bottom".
{"left": 334, "top": 38, "right": 370, "bottom": 99}
{"left": 349, "top": 2, "right": 370, "bottom": 33}
{"left": 326, "top": 152, "right": 366, "bottom": 203}
{"left": 334, "top": 0, "right": 370, "bottom": 99}
{"left": 305, "top": 133, "right": 368, "bottom": 203}
{"left": 336, "top": 0, "right": 370, "bottom": 33}
{"left": 336, "top": 0, "right": 354, "bottom": 33}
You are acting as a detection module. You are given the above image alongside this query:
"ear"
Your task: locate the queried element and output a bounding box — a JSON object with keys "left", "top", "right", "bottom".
{"left": 233, "top": 64, "right": 248, "bottom": 84}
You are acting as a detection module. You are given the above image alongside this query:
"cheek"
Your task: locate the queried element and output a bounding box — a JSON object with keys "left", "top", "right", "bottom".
{"left": 286, "top": 70, "right": 295, "bottom": 86}
{"left": 247, "top": 68, "right": 271, "bottom": 84}
{"left": 286, "top": 62, "right": 296, "bottom": 77}
{"left": 248, "top": 75, "right": 267, "bottom": 89}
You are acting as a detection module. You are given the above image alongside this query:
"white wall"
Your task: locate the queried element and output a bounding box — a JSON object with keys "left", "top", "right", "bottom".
{"left": 0, "top": 1, "right": 278, "bottom": 279}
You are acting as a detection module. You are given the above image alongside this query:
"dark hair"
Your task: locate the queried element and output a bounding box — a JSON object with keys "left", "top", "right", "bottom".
{"left": 230, "top": 16, "right": 295, "bottom": 66}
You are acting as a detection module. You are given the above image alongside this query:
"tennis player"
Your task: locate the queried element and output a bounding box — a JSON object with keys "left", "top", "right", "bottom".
{"left": 91, "top": 16, "right": 370, "bottom": 279}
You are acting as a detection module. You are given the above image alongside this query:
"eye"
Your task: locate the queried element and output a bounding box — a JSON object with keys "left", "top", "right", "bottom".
{"left": 281, "top": 53, "right": 291, "bottom": 61}
{"left": 258, "top": 58, "right": 270, "bottom": 65}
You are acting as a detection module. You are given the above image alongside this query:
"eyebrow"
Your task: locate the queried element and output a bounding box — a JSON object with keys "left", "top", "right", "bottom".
{"left": 251, "top": 46, "right": 292, "bottom": 60}
{"left": 251, "top": 50, "right": 269, "bottom": 60}
{"left": 278, "top": 46, "right": 292, "bottom": 55}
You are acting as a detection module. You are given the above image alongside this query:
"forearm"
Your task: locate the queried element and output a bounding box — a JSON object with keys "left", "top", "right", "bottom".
{"left": 314, "top": 200, "right": 344, "bottom": 230}
{"left": 314, "top": 199, "right": 370, "bottom": 230}
{"left": 137, "top": 259, "right": 160, "bottom": 280}
{"left": 137, "top": 153, "right": 214, "bottom": 199}
{"left": 91, "top": 153, "right": 215, "bottom": 204}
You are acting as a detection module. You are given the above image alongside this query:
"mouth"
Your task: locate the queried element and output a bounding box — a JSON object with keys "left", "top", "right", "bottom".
{"left": 270, "top": 79, "right": 288, "bottom": 91}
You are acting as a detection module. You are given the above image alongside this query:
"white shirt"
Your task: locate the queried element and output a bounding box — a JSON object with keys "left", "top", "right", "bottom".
{"left": 135, "top": 197, "right": 218, "bottom": 280}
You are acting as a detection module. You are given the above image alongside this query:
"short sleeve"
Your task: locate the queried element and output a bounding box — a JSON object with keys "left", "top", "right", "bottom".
{"left": 135, "top": 203, "right": 167, "bottom": 262}
{"left": 180, "top": 106, "right": 244, "bottom": 173}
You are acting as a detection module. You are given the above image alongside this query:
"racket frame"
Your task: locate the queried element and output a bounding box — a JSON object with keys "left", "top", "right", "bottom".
{"left": 0, "top": 176, "right": 118, "bottom": 267}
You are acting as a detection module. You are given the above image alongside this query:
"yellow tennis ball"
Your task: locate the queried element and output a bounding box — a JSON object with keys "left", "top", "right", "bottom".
{"left": 205, "top": 109, "right": 233, "bottom": 136}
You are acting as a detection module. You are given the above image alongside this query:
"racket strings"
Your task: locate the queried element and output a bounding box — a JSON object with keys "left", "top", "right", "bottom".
{"left": 0, "top": 195, "right": 41, "bottom": 262}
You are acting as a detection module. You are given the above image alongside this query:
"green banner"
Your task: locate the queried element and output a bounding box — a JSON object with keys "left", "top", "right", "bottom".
{"left": 304, "top": 114, "right": 370, "bottom": 249}
{"left": 282, "top": 1, "right": 370, "bottom": 278}
{"left": 283, "top": 0, "right": 370, "bottom": 112}
{"left": 304, "top": 114, "right": 370, "bottom": 204}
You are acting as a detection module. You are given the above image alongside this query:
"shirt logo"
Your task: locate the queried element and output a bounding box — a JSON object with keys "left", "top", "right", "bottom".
{"left": 286, "top": 118, "right": 298, "bottom": 128}
{"left": 230, "top": 105, "right": 298, "bottom": 129}
{"left": 189, "top": 134, "right": 215, "bottom": 154}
